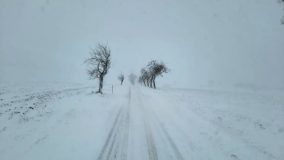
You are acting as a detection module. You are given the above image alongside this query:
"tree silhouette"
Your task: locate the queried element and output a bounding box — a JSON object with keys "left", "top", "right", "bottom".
{"left": 118, "top": 73, "right": 124, "bottom": 85}
{"left": 85, "top": 44, "right": 111, "bottom": 94}
{"left": 139, "top": 60, "right": 168, "bottom": 89}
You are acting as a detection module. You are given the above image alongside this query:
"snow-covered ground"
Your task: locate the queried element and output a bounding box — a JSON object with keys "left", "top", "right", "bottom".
{"left": 0, "top": 83, "right": 283, "bottom": 160}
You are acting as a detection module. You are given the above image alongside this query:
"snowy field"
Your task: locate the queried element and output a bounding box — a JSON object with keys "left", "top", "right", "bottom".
{"left": 0, "top": 83, "right": 284, "bottom": 160}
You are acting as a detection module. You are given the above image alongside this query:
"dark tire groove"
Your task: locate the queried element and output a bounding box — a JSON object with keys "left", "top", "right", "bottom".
{"left": 97, "top": 89, "right": 131, "bottom": 160}
{"left": 137, "top": 88, "right": 184, "bottom": 160}
{"left": 97, "top": 107, "right": 123, "bottom": 160}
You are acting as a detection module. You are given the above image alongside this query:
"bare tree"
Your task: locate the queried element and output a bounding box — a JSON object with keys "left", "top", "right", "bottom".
{"left": 118, "top": 73, "right": 124, "bottom": 85}
{"left": 85, "top": 44, "right": 111, "bottom": 94}
{"left": 151, "top": 61, "right": 168, "bottom": 88}
{"left": 139, "top": 68, "right": 149, "bottom": 86}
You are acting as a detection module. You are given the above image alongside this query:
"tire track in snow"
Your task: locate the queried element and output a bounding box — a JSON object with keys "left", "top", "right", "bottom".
{"left": 135, "top": 88, "right": 158, "bottom": 160}
{"left": 156, "top": 120, "right": 184, "bottom": 160}
{"left": 96, "top": 89, "right": 131, "bottom": 160}
{"left": 144, "top": 119, "right": 159, "bottom": 160}
{"left": 137, "top": 87, "right": 185, "bottom": 160}
{"left": 145, "top": 104, "right": 185, "bottom": 160}
{"left": 97, "top": 107, "right": 122, "bottom": 160}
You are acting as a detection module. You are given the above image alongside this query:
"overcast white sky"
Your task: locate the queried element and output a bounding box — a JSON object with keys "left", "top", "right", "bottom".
{"left": 0, "top": 0, "right": 284, "bottom": 88}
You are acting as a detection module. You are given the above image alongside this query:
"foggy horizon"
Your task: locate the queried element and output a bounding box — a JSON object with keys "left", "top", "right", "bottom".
{"left": 1, "top": 0, "right": 284, "bottom": 89}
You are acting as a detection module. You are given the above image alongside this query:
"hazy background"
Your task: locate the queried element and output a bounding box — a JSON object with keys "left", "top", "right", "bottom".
{"left": 1, "top": 0, "right": 284, "bottom": 89}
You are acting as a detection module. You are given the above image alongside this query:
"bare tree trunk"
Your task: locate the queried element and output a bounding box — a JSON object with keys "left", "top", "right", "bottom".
{"left": 153, "top": 77, "right": 156, "bottom": 89}
{"left": 97, "top": 76, "right": 104, "bottom": 93}
{"left": 150, "top": 77, "right": 153, "bottom": 88}
{"left": 150, "top": 76, "right": 155, "bottom": 88}
{"left": 148, "top": 78, "right": 151, "bottom": 88}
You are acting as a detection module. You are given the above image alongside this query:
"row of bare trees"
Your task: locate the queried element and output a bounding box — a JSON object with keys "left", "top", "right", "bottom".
{"left": 138, "top": 60, "right": 168, "bottom": 89}
{"left": 85, "top": 44, "right": 169, "bottom": 94}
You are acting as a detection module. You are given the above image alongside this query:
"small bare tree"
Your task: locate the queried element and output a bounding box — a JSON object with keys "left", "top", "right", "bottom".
{"left": 85, "top": 44, "right": 111, "bottom": 94}
{"left": 118, "top": 73, "right": 124, "bottom": 85}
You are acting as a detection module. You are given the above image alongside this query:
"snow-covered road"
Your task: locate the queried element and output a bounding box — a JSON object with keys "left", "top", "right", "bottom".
{"left": 0, "top": 84, "right": 283, "bottom": 160}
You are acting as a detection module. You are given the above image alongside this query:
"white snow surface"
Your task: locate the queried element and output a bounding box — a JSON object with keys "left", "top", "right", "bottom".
{"left": 0, "top": 83, "right": 284, "bottom": 160}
